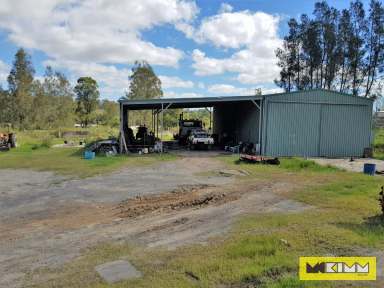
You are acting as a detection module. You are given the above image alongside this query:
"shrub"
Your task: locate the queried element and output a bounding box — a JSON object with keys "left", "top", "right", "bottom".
{"left": 41, "top": 136, "right": 53, "bottom": 148}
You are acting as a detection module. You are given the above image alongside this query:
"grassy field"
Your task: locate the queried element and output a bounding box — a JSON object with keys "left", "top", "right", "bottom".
{"left": 0, "top": 127, "right": 176, "bottom": 178}
{"left": 0, "top": 147, "right": 176, "bottom": 178}
{"left": 26, "top": 157, "right": 384, "bottom": 288}
{"left": 2, "top": 128, "right": 384, "bottom": 286}
{"left": 374, "top": 128, "right": 384, "bottom": 159}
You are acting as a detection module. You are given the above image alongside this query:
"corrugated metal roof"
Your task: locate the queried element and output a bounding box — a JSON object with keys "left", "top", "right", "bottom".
{"left": 262, "top": 88, "right": 374, "bottom": 102}
{"left": 119, "top": 89, "right": 373, "bottom": 110}
{"left": 119, "top": 95, "right": 263, "bottom": 110}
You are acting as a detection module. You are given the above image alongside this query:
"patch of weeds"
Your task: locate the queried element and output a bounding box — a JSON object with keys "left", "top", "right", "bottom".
{"left": 30, "top": 136, "right": 53, "bottom": 150}
{"left": 219, "top": 155, "right": 338, "bottom": 177}
{"left": 184, "top": 270, "right": 200, "bottom": 282}
{"left": 335, "top": 215, "right": 384, "bottom": 247}
{"left": 278, "top": 157, "right": 338, "bottom": 173}
{"left": 31, "top": 143, "right": 42, "bottom": 150}
{"left": 265, "top": 275, "right": 328, "bottom": 288}
{"left": 41, "top": 136, "right": 53, "bottom": 148}
{"left": 373, "top": 128, "right": 384, "bottom": 159}
{"left": 227, "top": 236, "right": 280, "bottom": 259}
{"left": 293, "top": 172, "right": 381, "bottom": 211}
{"left": 262, "top": 266, "right": 294, "bottom": 280}
{"left": 238, "top": 275, "right": 266, "bottom": 287}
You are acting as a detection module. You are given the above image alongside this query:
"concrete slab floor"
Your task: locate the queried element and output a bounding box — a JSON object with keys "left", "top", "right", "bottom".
{"left": 95, "top": 260, "right": 142, "bottom": 284}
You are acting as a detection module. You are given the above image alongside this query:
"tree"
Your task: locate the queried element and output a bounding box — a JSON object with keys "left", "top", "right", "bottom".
{"left": 100, "top": 100, "right": 119, "bottom": 127}
{"left": 127, "top": 61, "right": 163, "bottom": 126}
{"left": 348, "top": 0, "right": 368, "bottom": 95}
{"left": 254, "top": 88, "right": 262, "bottom": 95}
{"left": 30, "top": 80, "right": 50, "bottom": 129}
{"left": 300, "top": 15, "right": 321, "bottom": 89}
{"left": 74, "top": 77, "right": 99, "bottom": 127}
{"left": 42, "top": 67, "right": 75, "bottom": 127}
{"left": 29, "top": 67, "right": 75, "bottom": 129}
{"left": 7, "top": 48, "right": 35, "bottom": 127}
{"left": 275, "top": 43, "right": 295, "bottom": 92}
{"left": 0, "top": 86, "right": 10, "bottom": 124}
{"left": 338, "top": 9, "right": 353, "bottom": 92}
{"left": 364, "top": 0, "right": 384, "bottom": 97}
{"left": 127, "top": 61, "right": 163, "bottom": 100}
{"left": 275, "top": 1, "right": 383, "bottom": 98}
{"left": 313, "top": 1, "right": 340, "bottom": 90}
{"left": 287, "top": 18, "right": 303, "bottom": 90}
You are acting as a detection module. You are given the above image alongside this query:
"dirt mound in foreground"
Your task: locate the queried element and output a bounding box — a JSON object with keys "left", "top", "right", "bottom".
{"left": 116, "top": 184, "right": 238, "bottom": 218}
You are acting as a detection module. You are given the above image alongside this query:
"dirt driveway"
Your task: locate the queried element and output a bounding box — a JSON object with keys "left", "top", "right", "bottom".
{"left": 0, "top": 155, "right": 308, "bottom": 287}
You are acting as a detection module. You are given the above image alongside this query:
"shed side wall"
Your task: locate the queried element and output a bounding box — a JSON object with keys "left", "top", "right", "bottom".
{"left": 262, "top": 90, "right": 373, "bottom": 157}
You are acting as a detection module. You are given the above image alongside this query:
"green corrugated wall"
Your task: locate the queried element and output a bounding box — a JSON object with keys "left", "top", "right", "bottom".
{"left": 262, "top": 90, "right": 373, "bottom": 157}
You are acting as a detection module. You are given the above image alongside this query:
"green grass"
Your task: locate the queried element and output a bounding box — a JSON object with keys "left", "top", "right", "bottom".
{"left": 27, "top": 157, "right": 384, "bottom": 287}
{"left": 218, "top": 156, "right": 339, "bottom": 181}
{"left": 0, "top": 127, "right": 177, "bottom": 177}
{"left": 13, "top": 126, "right": 119, "bottom": 147}
{"left": 374, "top": 128, "right": 384, "bottom": 159}
{"left": 6, "top": 128, "right": 384, "bottom": 287}
{"left": 0, "top": 146, "right": 176, "bottom": 178}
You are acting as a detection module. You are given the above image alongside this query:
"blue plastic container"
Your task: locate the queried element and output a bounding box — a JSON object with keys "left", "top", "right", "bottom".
{"left": 363, "top": 163, "right": 376, "bottom": 175}
{"left": 84, "top": 150, "right": 95, "bottom": 160}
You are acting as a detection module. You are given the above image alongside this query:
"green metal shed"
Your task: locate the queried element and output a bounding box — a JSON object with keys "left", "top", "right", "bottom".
{"left": 119, "top": 89, "right": 373, "bottom": 157}
{"left": 261, "top": 89, "right": 373, "bottom": 157}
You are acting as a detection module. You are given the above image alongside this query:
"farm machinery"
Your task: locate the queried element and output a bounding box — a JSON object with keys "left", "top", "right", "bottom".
{"left": 0, "top": 132, "right": 16, "bottom": 151}
{"left": 174, "top": 113, "right": 214, "bottom": 149}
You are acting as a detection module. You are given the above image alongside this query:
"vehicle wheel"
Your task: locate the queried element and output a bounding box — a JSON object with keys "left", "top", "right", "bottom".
{"left": 190, "top": 144, "right": 195, "bottom": 150}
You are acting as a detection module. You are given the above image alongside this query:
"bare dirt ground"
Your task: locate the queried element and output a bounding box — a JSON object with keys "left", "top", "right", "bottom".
{"left": 310, "top": 157, "right": 384, "bottom": 173}
{"left": 0, "top": 154, "right": 309, "bottom": 287}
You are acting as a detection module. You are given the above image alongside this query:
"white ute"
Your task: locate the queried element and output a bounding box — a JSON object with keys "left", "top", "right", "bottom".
{"left": 188, "top": 130, "right": 214, "bottom": 150}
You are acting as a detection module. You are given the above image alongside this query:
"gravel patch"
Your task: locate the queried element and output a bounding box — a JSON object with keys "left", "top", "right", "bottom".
{"left": 310, "top": 157, "right": 384, "bottom": 173}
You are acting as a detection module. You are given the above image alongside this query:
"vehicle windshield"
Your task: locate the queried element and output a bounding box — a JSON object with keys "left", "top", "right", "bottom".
{"left": 183, "top": 121, "right": 201, "bottom": 127}
{"left": 193, "top": 132, "right": 209, "bottom": 138}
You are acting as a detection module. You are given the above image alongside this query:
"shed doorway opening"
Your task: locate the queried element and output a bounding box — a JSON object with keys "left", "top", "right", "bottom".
{"left": 119, "top": 96, "right": 263, "bottom": 154}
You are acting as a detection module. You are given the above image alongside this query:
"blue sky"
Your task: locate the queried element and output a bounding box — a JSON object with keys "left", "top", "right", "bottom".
{"left": 0, "top": 0, "right": 370, "bottom": 100}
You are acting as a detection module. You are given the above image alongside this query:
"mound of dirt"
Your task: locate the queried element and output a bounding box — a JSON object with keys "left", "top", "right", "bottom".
{"left": 218, "top": 169, "right": 249, "bottom": 177}
{"left": 116, "top": 184, "right": 238, "bottom": 218}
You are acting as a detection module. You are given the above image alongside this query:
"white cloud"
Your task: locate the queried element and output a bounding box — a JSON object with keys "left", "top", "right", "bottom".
{"left": 0, "top": 60, "right": 9, "bottom": 87}
{"left": 218, "top": 3, "right": 233, "bottom": 14}
{"left": 180, "top": 92, "right": 203, "bottom": 98}
{"left": 184, "top": 10, "right": 282, "bottom": 85}
{"left": 0, "top": 0, "right": 198, "bottom": 67}
{"left": 207, "top": 84, "right": 283, "bottom": 96}
{"left": 163, "top": 91, "right": 177, "bottom": 98}
{"left": 262, "top": 87, "right": 284, "bottom": 94}
{"left": 197, "top": 82, "right": 205, "bottom": 89}
{"left": 0, "top": 1, "right": 284, "bottom": 98}
{"left": 45, "top": 59, "right": 130, "bottom": 99}
{"left": 175, "top": 22, "right": 196, "bottom": 39}
{"left": 159, "top": 75, "right": 194, "bottom": 88}
{"left": 163, "top": 91, "right": 203, "bottom": 98}
{"left": 195, "top": 11, "right": 280, "bottom": 49}
{"left": 207, "top": 84, "right": 253, "bottom": 95}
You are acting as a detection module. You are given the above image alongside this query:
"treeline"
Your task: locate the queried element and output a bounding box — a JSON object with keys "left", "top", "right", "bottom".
{"left": 0, "top": 48, "right": 119, "bottom": 129}
{"left": 275, "top": 0, "right": 383, "bottom": 98}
